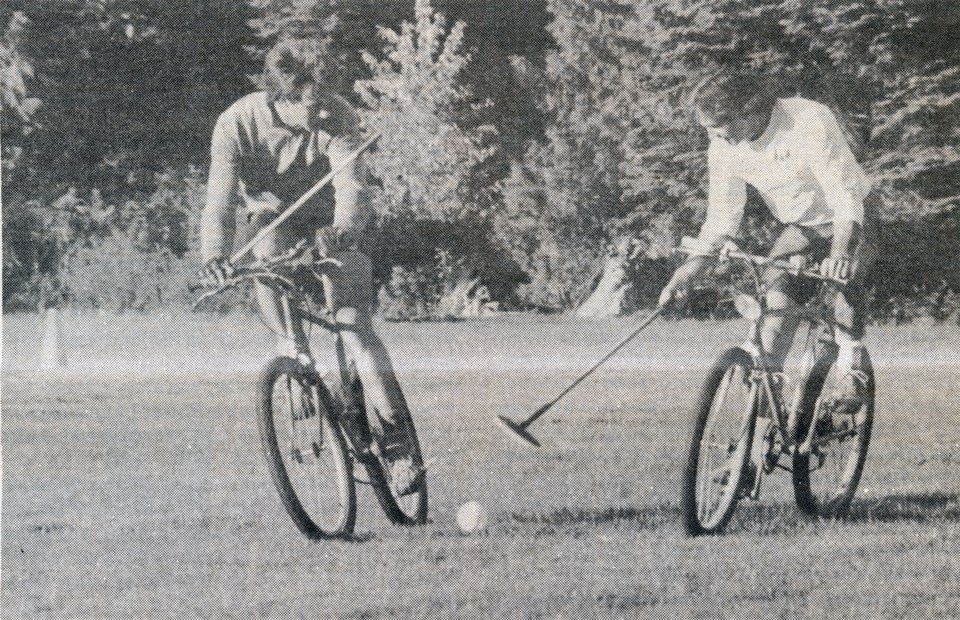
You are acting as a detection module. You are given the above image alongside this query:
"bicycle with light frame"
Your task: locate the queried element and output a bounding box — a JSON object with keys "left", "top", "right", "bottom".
{"left": 678, "top": 238, "right": 875, "bottom": 536}
{"left": 194, "top": 242, "right": 428, "bottom": 540}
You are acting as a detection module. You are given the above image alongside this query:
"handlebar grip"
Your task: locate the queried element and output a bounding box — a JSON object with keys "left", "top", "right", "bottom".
{"left": 764, "top": 258, "right": 849, "bottom": 285}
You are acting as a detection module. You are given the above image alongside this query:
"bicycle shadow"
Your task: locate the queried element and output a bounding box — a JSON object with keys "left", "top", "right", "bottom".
{"left": 846, "top": 491, "right": 960, "bottom": 523}
{"left": 484, "top": 492, "right": 960, "bottom": 537}
{"left": 723, "top": 492, "right": 960, "bottom": 534}
{"left": 503, "top": 504, "right": 681, "bottom": 534}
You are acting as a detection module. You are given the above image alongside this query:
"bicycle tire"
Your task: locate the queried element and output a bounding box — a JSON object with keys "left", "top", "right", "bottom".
{"left": 256, "top": 357, "right": 356, "bottom": 539}
{"left": 682, "top": 347, "right": 759, "bottom": 536}
{"left": 792, "top": 347, "right": 874, "bottom": 518}
{"left": 345, "top": 372, "right": 428, "bottom": 525}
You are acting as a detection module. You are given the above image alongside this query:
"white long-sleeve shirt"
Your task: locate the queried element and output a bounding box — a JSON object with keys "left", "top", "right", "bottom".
{"left": 698, "top": 97, "right": 871, "bottom": 247}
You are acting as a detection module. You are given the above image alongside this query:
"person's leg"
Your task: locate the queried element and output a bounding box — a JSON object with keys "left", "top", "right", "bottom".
{"left": 829, "top": 240, "right": 873, "bottom": 404}
{"left": 250, "top": 212, "right": 308, "bottom": 356}
{"left": 762, "top": 289, "right": 800, "bottom": 371}
{"left": 761, "top": 226, "right": 821, "bottom": 370}
{"left": 324, "top": 250, "right": 413, "bottom": 439}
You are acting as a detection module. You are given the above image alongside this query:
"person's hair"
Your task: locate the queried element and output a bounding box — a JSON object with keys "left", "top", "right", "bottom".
{"left": 691, "top": 72, "right": 779, "bottom": 127}
{"left": 261, "top": 37, "right": 333, "bottom": 101}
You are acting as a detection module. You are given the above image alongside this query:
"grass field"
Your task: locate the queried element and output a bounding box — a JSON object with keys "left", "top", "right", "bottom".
{"left": 3, "top": 311, "right": 960, "bottom": 618}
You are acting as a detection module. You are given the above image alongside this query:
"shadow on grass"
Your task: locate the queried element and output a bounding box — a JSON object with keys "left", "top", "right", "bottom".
{"left": 494, "top": 492, "right": 960, "bottom": 538}
{"left": 504, "top": 504, "right": 681, "bottom": 534}
{"left": 724, "top": 502, "right": 811, "bottom": 535}
{"left": 847, "top": 491, "right": 960, "bottom": 523}
{"left": 726, "top": 492, "right": 960, "bottom": 533}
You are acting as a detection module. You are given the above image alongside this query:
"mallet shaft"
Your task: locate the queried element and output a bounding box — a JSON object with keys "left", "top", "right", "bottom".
{"left": 522, "top": 306, "right": 664, "bottom": 428}
{"left": 230, "top": 133, "right": 380, "bottom": 265}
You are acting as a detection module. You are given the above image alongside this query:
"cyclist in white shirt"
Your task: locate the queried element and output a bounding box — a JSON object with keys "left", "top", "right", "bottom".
{"left": 659, "top": 73, "right": 875, "bottom": 406}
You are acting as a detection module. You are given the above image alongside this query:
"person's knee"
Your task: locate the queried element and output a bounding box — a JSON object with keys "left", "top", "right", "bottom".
{"left": 831, "top": 286, "right": 865, "bottom": 340}
{"left": 251, "top": 224, "right": 280, "bottom": 259}
{"left": 766, "top": 289, "right": 795, "bottom": 310}
{"left": 334, "top": 306, "right": 372, "bottom": 328}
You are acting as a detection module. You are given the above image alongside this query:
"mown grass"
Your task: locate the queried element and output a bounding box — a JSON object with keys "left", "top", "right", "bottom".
{"left": 3, "top": 312, "right": 959, "bottom": 618}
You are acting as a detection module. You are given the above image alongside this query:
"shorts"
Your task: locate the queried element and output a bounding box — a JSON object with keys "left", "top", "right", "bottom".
{"left": 246, "top": 208, "right": 331, "bottom": 259}
{"left": 763, "top": 224, "right": 874, "bottom": 339}
{"left": 247, "top": 209, "right": 374, "bottom": 311}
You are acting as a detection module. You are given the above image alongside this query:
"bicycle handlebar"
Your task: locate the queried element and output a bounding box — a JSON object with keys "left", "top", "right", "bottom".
{"left": 192, "top": 246, "right": 344, "bottom": 311}
{"left": 675, "top": 243, "right": 849, "bottom": 286}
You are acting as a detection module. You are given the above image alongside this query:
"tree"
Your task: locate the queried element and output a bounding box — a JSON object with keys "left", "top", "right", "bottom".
{"left": 246, "top": 0, "right": 411, "bottom": 96}
{"left": 650, "top": 0, "right": 960, "bottom": 218}
{"left": 354, "top": 0, "right": 531, "bottom": 315}
{"left": 513, "top": 0, "right": 960, "bottom": 313}
{"left": 2, "top": 0, "right": 255, "bottom": 310}
{"left": 1, "top": 10, "right": 41, "bottom": 170}
{"left": 355, "top": 0, "right": 497, "bottom": 219}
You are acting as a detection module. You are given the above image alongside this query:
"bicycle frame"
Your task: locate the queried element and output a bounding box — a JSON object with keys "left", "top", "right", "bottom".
{"left": 270, "top": 265, "right": 367, "bottom": 436}
{"left": 709, "top": 249, "right": 852, "bottom": 505}
{"left": 196, "top": 248, "right": 365, "bottom": 430}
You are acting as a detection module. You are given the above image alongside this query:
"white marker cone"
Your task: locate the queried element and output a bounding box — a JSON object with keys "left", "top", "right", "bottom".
{"left": 41, "top": 307, "right": 68, "bottom": 369}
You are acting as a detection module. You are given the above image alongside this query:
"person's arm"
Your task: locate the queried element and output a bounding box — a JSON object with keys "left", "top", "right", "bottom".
{"left": 660, "top": 140, "right": 746, "bottom": 307}
{"left": 699, "top": 139, "right": 748, "bottom": 250}
{"left": 200, "top": 111, "right": 241, "bottom": 266}
{"left": 327, "top": 136, "right": 371, "bottom": 234}
{"left": 807, "top": 105, "right": 871, "bottom": 279}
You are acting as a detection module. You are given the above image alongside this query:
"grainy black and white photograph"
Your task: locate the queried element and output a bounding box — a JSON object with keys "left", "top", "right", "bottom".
{"left": 2, "top": 1, "right": 959, "bottom": 617}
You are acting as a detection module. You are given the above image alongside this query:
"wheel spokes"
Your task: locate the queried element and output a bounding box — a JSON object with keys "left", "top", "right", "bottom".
{"left": 697, "top": 364, "right": 754, "bottom": 526}
{"left": 273, "top": 375, "right": 346, "bottom": 531}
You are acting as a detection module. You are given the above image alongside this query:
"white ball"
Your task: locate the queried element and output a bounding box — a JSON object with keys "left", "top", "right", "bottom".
{"left": 457, "top": 501, "right": 488, "bottom": 534}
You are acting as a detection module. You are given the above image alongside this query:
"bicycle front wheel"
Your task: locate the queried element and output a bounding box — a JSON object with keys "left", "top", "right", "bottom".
{"left": 257, "top": 357, "right": 356, "bottom": 539}
{"left": 792, "top": 347, "right": 874, "bottom": 518}
{"left": 682, "top": 347, "right": 759, "bottom": 536}
{"left": 346, "top": 374, "right": 428, "bottom": 526}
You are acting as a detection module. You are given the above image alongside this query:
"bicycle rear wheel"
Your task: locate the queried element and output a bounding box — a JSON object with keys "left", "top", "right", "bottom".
{"left": 257, "top": 357, "right": 356, "bottom": 539}
{"left": 792, "top": 347, "right": 874, "bottom": 518}
{"left": 346, "top": 373, "right": 428, "bottom": 525}
{"left": 682, "top": 347, "right": 759, "bottom": 536}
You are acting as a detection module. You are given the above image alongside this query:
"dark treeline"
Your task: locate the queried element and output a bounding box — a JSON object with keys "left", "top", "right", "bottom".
{"left": 2, "top": 0, "right": 959, "bottom": 321}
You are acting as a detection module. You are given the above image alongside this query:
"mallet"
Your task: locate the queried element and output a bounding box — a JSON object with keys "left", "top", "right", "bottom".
{"left": 229, "top": 133, "right": 380, "bottom": 265}
{"left": 497, "top": 306, "right": 665, "bottom": 447}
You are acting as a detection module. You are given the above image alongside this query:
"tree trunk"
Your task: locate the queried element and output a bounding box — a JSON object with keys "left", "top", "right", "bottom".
{"left": 576, "top": 238, "right": 639, "bottom": 317}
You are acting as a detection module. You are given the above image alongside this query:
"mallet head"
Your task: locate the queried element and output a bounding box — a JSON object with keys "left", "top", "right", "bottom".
{"left": 497, "top": 415, "right": 541, "bottom": 448}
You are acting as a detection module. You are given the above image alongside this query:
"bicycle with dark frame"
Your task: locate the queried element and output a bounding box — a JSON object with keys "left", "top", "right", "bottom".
{"left": 195, "top": 241, "right": 428, "bottom": 539}
{"left": 678, "top": 238, "right": 875, "bottom": 536}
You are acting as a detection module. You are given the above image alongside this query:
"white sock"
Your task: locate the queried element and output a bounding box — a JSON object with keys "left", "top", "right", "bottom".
{"left": 276, "top": 338, "right": 299, "bottom": 358}
{"left": 835, "top": 331, "right": 864, "bottom": 375}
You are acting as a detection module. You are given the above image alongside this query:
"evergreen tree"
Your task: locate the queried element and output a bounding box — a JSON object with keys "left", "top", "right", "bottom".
{"left": 355, "top": 0, "right": 497, "bottom": 220}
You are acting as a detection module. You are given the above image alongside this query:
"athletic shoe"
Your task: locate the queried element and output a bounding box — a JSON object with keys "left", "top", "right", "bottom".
{"left": 388, "top": 456, "right": 420, "bottom": 497}
{"left": 831, "top": 370, "right": 869, "bottom": 414}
